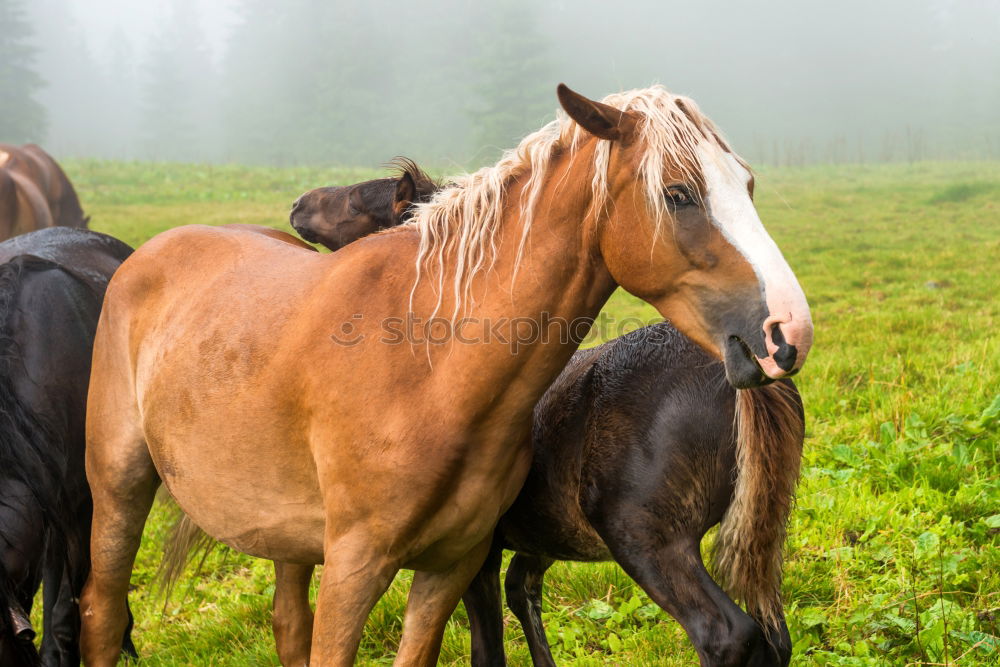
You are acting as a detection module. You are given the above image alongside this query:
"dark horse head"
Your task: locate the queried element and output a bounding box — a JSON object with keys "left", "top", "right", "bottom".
{"left": 0, "top": 229, "right": 134, "bottom": 665}
{"left": 289, "top": 157, "right": 436, "bottom": 250}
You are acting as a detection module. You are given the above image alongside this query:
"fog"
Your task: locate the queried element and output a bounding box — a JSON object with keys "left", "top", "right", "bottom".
{"left": 3, "top": 0, "right": 999, "bottom": 167}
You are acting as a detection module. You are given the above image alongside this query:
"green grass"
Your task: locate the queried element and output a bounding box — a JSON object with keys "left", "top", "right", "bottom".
{"left": 39, "top": 159, "right": 1000, "bottom": 665}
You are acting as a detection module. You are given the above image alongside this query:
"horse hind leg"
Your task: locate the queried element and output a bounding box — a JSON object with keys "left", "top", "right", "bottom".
{"left": 272, "top": 561, "right": 315, "bottom": 667}
{"left": 39, "top": 522, "right": 81, "bottom": 666}
{"left": 462, "top": 538, "right": 505, "bottom": 667}
{"left": 38, "top": 493, "right": 135, "bottom": 667}
{"left": 504, "top": 553, "right": 556, "bottom": 667}
{"left": 79, "top": 420, "right": 159, "bottom": 666}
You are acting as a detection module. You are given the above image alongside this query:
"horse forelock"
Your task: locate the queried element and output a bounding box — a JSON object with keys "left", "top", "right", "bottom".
{"left": 387, "top": 156, "right": 438, "bottom": 201}
{"left": 405, "top": 85, "right": 741, "bottom": 318}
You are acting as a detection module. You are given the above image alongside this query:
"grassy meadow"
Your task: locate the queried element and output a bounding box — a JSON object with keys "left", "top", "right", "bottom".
{"left": 43, "top": 159, "right": 999, "bottom": 665}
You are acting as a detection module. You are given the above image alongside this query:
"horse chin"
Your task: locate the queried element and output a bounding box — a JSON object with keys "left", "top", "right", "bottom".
{"left": 723, "top": 336, "right": 774, "bottom": 389}
{"left": 290, "top": 219, "right": 319, "bottom": 244}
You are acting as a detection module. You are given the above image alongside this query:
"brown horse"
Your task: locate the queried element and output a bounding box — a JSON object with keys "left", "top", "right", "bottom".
{"left": 0, "top": 145, "right": 87, "bottom": 241}
{"left": 290, "top": 158, "right": 437, "bottom": 250}
{"left": 278, "top": 172, "right": 801, "bottom": 664}
{"left": 81, "top": 84, "right": 812, "bottom": 666}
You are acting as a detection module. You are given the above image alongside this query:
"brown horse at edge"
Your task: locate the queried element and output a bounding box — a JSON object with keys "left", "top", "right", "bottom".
{"left": 81, "top": 84, "right": 813, "bottom": 665}
{"left": 0, "top": 144, "right": 88, "bottom": 241}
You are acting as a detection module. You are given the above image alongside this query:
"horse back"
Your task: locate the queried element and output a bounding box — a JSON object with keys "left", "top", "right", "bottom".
{"left": 0, "top": 228, "right": 131, "bottom": 291}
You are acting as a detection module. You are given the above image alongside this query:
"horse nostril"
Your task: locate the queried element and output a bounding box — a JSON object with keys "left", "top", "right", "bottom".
{"left": 770, "top": 323, "right": 797, "bottom": 373}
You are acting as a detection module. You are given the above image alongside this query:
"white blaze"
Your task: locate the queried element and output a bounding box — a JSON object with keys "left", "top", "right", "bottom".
{"left": 697, "top": 142, "right": 813, "bottom": 367}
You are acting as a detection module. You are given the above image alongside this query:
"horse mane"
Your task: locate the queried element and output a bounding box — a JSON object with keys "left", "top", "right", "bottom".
{"left": 404, "top": 85, "right": 738, "bottom": 317}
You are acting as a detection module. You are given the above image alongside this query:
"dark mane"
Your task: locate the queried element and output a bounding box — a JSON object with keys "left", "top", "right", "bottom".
{"left": 385, "top": 156, "right": 439, "bottom": 203}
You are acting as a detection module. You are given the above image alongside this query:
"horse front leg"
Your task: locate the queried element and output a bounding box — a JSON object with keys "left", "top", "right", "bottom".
{"left": 393, "top": 536, "right": 493, "bottom": 666}
{"left": 504, "top": 553, "right": 556, "bottom": 667}
{"left": 462, "top": 538, "right": 506, "bottom": 667}
{"left": 604, "top": 532, "right": 783, "bottom": 667}
{"left": 272, "top": 561, "right": 315, "bottom": 667}
{"left": 309, "top": 533, "right": 398, "bottom": 666}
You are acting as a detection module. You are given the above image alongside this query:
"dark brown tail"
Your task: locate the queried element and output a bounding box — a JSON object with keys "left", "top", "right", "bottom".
{"left": 712, "top": 380, "right": 804, "bottom": 630}
{"left": 156, "top": 506, "right": 217, "bottom": 603}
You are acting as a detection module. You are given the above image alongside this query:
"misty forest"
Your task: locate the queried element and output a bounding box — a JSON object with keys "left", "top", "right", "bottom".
{"left": 3, "top": 0, "right": 1000, "bottom": 167}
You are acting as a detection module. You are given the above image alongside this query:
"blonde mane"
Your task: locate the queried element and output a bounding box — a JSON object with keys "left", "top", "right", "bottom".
{"left": 406, "top": 85, "right": 735, "bottom": 316}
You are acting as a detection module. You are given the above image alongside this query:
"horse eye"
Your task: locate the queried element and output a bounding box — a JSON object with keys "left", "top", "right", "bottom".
{"left": 664, "top": 186, "right": 695, "bottom": 208}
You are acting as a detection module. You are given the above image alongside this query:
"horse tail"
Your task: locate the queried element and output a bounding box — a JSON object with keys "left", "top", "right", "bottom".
{"left": 0, "top": 258, "right": 71, "bottom": 633}
{"left": 0, "top": 257, "right": 67, "bottom": 512}
{"left": 156, "top": 506, "right": 217, "bottom": 603}
{"left": 0, "top": 169, "right": 15, "bottom": 236}
{"left": 51, "top": 164, "right": 88, "bottom": 228}
{"left": 712, "top": 380, "right": 804, "bottom": 631}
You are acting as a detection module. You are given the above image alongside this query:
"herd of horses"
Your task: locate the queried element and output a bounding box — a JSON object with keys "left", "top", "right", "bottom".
{"left": 0, "top": 84, "right": 811, "bottom": 667}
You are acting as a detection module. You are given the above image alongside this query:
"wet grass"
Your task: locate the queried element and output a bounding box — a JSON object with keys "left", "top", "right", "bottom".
{"left": 39, "top": 159, "right": 1000, "bottom": 665}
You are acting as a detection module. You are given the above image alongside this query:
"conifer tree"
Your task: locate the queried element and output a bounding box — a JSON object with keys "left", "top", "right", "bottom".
{"left": 0, "top": 0, "right": 47, "bottom": 142}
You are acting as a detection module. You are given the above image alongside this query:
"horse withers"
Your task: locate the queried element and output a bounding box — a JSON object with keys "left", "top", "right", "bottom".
{"left": 280, "top": 171, "right": 803, "bottom": 665}
{"left": 290, "top": 158, "right": 436, "bottom": 250}
{"left": 81, "top": 84, "right": 812, "bottom": 666}
{"left": 0, "top": 228, "right": 134, "bottom": 667}
{"left": 0, "top": 145, "right": 88, "bottom": 242}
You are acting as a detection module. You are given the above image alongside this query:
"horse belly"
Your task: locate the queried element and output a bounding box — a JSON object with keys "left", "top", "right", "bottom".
{"left": 147, "top": 423, "right": 327, "bottom": 564}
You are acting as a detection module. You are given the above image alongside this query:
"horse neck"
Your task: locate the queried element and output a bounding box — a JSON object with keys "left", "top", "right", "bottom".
{"left": 422, "top": 148, "right": 618, "bottom": 394}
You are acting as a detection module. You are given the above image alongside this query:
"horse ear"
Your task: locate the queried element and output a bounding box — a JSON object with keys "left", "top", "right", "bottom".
{"left": 557, "top": 83, "right": 637, "bottom": 142}
{"left": 393, "top": 171, "right": 417, "bottom": 216}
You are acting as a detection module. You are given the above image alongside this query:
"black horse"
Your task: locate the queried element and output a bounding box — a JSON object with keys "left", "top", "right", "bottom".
{"left": 462, "top": 323, "right": 804, "bottom": 667}
{"left": 0, "top": 228, "right": 134, "bottom": 666}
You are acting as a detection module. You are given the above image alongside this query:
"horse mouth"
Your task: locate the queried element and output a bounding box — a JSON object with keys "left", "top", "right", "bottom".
{"left": 290, "top": 218, "right": 319, "bottom": 244}
{"left": 723, "top": 335, "right": 773, "bottom": 389}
